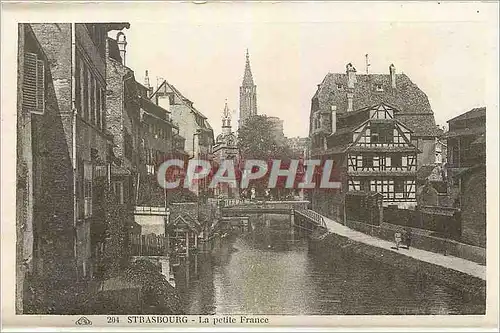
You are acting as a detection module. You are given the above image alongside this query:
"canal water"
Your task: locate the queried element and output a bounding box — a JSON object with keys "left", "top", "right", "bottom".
{"left": 173, "top": 223, "right": 485, "bottom": 315}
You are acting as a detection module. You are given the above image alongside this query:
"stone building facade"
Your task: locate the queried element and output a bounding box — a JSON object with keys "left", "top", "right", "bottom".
{"left": 16, "top": 23, "right": 130, "bottom": 313}
{"left": 286, "top": 136, "right": 309, "bottom": 156}
{"left": 106, "top": 34, "right": 142, "bottom": 208}
{"left": 150, "top": 80, "right": 214, "bottom": 199}
{"left": 151, "top": 80, "right": 214, "bottom": 161}
{"left": 443, "top": 107, "right": 486, "bottom": 247}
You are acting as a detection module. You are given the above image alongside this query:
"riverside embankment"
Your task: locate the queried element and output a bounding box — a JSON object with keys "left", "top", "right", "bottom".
{"left": 310, "top": 215, "right": 486, "bottom": 301}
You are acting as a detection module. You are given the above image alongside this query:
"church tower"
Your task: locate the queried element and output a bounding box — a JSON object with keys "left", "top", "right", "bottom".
{"left": 222, "top": 100, "right": 232, "bottom": 135}
{"left": 239, "top": 49, "right": 257, "bottom": 126}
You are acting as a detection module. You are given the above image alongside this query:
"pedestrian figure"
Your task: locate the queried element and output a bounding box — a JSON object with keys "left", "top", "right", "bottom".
{"left": 394, "top": 231, "right": 402, "bottom": 250}
{"left": 404, "top": 228, "right": 412, "bottom": 249}
{"left": 250, "top": 187, "right": 256, "bottom": 201}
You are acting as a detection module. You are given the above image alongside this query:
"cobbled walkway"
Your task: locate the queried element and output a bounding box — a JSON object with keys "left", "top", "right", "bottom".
{"left": 321, "top": 215, "right": 486, "bottom": 280}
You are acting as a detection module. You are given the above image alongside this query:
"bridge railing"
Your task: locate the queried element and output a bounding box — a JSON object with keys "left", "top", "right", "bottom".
{"left": 295, "top": 208, "right": 327, "bottom": 229}
{"left": 222, "top": 200, "right": 309, "bottom": 209}
{"left": 223, "top": 198, "right": 244, "bottom": 207}
{"left": 134, "top": 206, "right": 167, "bottom": 215}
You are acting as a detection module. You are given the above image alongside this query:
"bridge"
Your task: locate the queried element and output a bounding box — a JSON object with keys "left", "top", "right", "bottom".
{"left": 134, "top": 206, "right": 169, "bottom": 216}
{"left": 215, "top": 199, "right": 327, "bottom": 233}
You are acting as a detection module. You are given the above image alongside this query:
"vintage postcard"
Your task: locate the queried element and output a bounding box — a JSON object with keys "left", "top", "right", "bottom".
{"left": 1, "top": 1, "right": 499, "bottom": 331}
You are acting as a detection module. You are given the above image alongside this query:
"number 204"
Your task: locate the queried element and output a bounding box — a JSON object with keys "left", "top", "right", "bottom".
{"left": 107, "top": 316, "right": 119, "bottom": 324}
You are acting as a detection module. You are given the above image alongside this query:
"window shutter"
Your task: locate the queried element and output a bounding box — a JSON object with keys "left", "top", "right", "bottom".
{"left": 22, "top": 53, "right": 37, "bottom": 112}
{"left": 22, "top": 52, "right": 45, "bottom": 115}
{"left": 36, "top": 60, "right": 45, "bottom": 114}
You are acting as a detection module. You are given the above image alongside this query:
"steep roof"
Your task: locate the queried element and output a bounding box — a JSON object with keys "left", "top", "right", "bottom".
{"left": 139, "top": 96, "right": 178, "bottom": 129}
{"left": 441, "top": 126, "right": 485, "bottom": 139}
{"left": 447, "top": 107, "right": 486, "bottom": 123}
{"left": 166, "top": 215, "right": 201, "bottom": 233}
{"left": 395, "top": 113, "right": 439, "bottom": 137}
{"left": 151, "top": 80, "right": 213, "bottom": 132}
{"left": 313, "top": 70, "right": 438, "bottom": 137}
{"left": 242, "top": 49, "right": 255, "bottom": 86}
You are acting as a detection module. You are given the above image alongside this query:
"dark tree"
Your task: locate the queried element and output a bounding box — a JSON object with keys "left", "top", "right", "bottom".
{"left": 238, "top": 115, "right": 296, "bottom": 160}
{"left": 238, "top": 115, "right": 300, "bottom": 198}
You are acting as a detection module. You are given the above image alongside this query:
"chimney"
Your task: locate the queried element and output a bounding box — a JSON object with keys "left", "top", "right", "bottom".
{"left": 346, "top": 63, "right": 357, "bottom": 89}
{"left": 144, "top": 70, "right": 150, "bottom": 88}
{"left": 144, "top": 70, "right": 153, "bottom": 98}
{"left": 331, "top": 105, "right": 337, "bottom": 134}
{"left": 347, "top": 92, "right": 354, "bottom": 112}
{"left": 116, "top": 32, "right": 127, "bottom": 66}
{"left": 389, "top": 64, "right": 396, "bottom": 89}
{"left": 346, "top": 63, "right": 357, "bottom": 112}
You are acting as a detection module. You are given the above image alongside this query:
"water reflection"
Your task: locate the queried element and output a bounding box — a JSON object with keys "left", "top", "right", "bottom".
{"left": 174, "top": 225, "right": 485, "bottom": 315}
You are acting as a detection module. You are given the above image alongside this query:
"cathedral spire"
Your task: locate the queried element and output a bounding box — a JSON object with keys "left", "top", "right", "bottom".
{"left": 239, "top": 49, "right": 257, "bottom": 125}
{"left": 242, "top": 49, "right": 254, "bottom": 86}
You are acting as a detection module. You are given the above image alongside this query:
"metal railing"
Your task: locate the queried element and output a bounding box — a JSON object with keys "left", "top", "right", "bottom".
{"left": 134, "top": 206, "right": 168, "bottom": 215}
{"left": 295, "top": 208, "right": 327, "bottom": 229}
{"left": 222, "top": 198, "right": 244, "bottom": 207}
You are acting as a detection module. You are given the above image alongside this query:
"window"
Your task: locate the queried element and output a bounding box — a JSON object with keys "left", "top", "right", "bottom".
{"left": 316, "top": 116, "right": 321, "bottom": 129}
{"left": 348, "top": 179, "right": 361, "bottom": 191}
{"left": 83, "top": 63, "right": 89, "bottom": 120}
{"left": 392, "top": 154, "right": 402, "bottom": 167}
{"left": 395, "top": 179, "right": 404, "bottom": 193}
{"left": 23, "top": 53, "right": 45, "bottom": 114}
{"left": 124, "top": 130, "right": 133, "bottom": 160}
{"left": 75, "top": 56, "right": 81, "bottom": 112}
{"left": 112, "top": 181, "right": 124, "bottom": 205}
{"left": 90, "top": 76, "right": 96, "bottom": 125}
{"left": 362, "top": 155, "right": 373, "bottom": 168}
{"left": 79, "top": 59, "right": 85, "bottom": 116}
{"left": 451, "top": 146, "right": 459, "bottom": 166}
{"left": 370, "top": 179, "right": 394, "bottom": 198}
{"left": 385, "top": 156, "right": 391, "bottom": 168}
{"left": 83, "top": 162, "right": 93, "bottom": 218}
{"left": 101, "top": 88, "right": 106, "bottom": 130}
{"left": 370, "top": 123, "right": 393, "bottom": 144}
{"left": 393, "top": 127, "right": 407, "bottom": 144}
{"left": 96, "top": 84, "right": 101, "bottom": 129}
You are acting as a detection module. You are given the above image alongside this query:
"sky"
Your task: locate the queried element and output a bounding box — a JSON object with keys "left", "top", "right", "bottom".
{"left": 109, "top": 2, "right": 495, "bottom": 138}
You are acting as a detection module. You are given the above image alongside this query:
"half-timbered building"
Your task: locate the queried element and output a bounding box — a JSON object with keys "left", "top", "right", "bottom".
{"left": 308, "top": 63, "right": 438, "bottom": 221}
{"left": 343, "top": 103, "right": 418, "bottom": 207}
{"left": 309, "top": 102, "right": 419, "bottom": 222}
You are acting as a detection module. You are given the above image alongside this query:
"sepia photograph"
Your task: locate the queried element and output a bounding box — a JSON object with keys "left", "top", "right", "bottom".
{"left": 1, "top": 1, "right": 499, "bottom": 330}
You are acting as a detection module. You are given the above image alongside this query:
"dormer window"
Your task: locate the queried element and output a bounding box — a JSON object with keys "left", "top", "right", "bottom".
{"left": 375, "top": 84, "right": 383, "bottom": 92}
{"left": 337, "top": 84, "right": 343, "bottom": 90}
